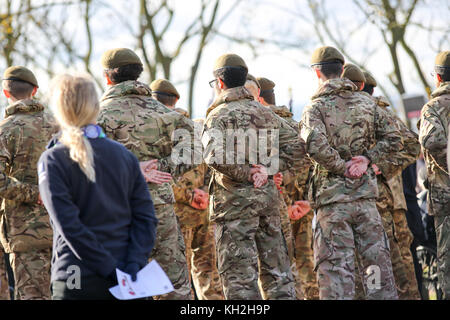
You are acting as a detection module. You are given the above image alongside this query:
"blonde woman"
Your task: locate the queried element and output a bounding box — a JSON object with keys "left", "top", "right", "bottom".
{"left": 38, "top": 75, "right": 158, "bottom": 300}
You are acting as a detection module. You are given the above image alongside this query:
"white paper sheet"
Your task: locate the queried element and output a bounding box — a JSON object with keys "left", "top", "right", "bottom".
{"left": 109, "top": 260, "right": 174, "bottom": 300}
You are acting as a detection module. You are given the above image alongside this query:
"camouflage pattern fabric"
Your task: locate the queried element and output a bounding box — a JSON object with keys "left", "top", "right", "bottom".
{"left": 9, "top": 248, "right": 51, "bottom": 300}
{"left": 0, "top": 99, "right": 56, "bottom": 254}
{"left": 150, "top": 204, "right": 192, "bottom": 300}
{"left": 300, "top": 78, "right": 402, "bottom": 300}
{"left": 98, "top": 80, "right": 198, "bottom": 300}
{"left": 204, "top": 86, "right": 309, "bottom": 299}
{"left": 314, "top": 200, "right": 397, "bottom": 300}
{"left": 419, "top": 81, "right": 450, "bottom": 298}
{"left": 215, "top": 213, "right": 296, "bottom": 300}
{"left": 0, "top": 248, "right": 9, "bottom": 300}
{"left": 173, "top": 162, "right": 224, "bottom": 300}
{"left": 292, "top": 212, "right": 319, "bottom": 300}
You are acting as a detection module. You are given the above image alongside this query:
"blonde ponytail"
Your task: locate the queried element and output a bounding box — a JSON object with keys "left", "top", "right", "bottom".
{"left": 50, "top": 74, "right": 100, "bottom": 182}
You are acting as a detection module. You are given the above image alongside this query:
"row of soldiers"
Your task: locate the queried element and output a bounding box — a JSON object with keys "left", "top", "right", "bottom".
{"left": 0, "top": 45, "right": 448, "bottom": 300}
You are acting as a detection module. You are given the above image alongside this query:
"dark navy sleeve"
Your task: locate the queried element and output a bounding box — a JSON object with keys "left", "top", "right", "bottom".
{"left": 38, "top": 151, "right": 118, "bottom": 278}
{"left": 126, "top": 153, "right": 158, "bottom": 268}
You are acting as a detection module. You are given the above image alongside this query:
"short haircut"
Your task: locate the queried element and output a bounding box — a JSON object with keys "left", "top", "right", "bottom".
{"left": 362, "top": 84, "right": 375, "bottom": 95}
{"left": 213, "top": 66, "right": 247, "bottom": 88}
{"left": 104, "top": 63, "right": 143, "bottom": 84}
{"left": 152, "top": 92, "right": 178, "bottom": 107}
{"left": 260, "top": 89, "right": 276, "bottom": 105}
{"left": 2, "top": 79, "right": 35, "bottom": 100}
{"left": 436, "top": 66, "right": 450, "bottom": 82}
{"left": 312, "top": 60, "right": 343, "bottom": 79}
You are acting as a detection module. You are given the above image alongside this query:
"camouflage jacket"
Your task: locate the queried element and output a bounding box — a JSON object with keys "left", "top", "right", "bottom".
{"left": 203, "top": 86, "right": 309, "bottom": 222}
{"left": 387, "top": 174, "right": 407, "bottom": 211}
{"left": 0, "top": 99, "right": 56, "bottom": 253}
{"left": 418, "top": 81, "right": 450, "bottom": 215}
{"left": 362, "top": 92, "right": 420, "bottom": 180}
{"left": 98, "top": 80, "right": 198, "bottom": 206}
{"left": 265, "top": 104, "right": 309, "bottom": 205}
{"left": 300, "top": 78, "right": 403, "bottom": 208}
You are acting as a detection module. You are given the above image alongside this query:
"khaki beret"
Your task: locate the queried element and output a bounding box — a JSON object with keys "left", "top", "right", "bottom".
{"left": 342, "top": 63, "right": 366, "bottom": 83}
{"left": 256, "top": 77, "right": 275, "bottom": 92}
{"left": 101, "top": 48, "right": 142, "bottom": 69}
{"left": 311, "top": 46, "right": 345, "bottom": 65}
{"left": 3, "top": 66, "right": 38, "bottom": 87}
{"left": 362, "top": 71, "right": 377, "bottom": 87}
{"left": 150, "top": 79, "right": 180, "bottom": 99}
{"left": 246, "top": 74, "right": 260, "bottom": 88}
{"left": 213, "top": 53, "right": 248, "bottom": 72}
{"left": 435, "top": 51, "right": 450, "bottom": 68}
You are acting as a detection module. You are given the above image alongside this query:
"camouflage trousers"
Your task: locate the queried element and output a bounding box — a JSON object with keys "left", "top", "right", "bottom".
{"left": 9, "top": 248, "right": 51, "bottom": 300}
{"left": 179, "top": 217, "right": 224, "bottom": 300}
{"left": 0, "top": 249, "right": 10, "bottom": 300}
{"left": 435, "top": 214, "right": 450, "bottom": 299}
{"left": 291, "top": 212, "right": 319, "bottom": 300}
{"left": 355, "top": 207, "right": 419, "bottom": 299}
{"left": 314, "top": 200, "right": 398, "bottom": 300}
{"left": 150, "top": 204, "right": 192, "bottom": 300}
{"left": 215, "top": 213, "right": 296, "bottom": 300}
{"left": 278, "top": 195, "right": 304, "bottom": 300}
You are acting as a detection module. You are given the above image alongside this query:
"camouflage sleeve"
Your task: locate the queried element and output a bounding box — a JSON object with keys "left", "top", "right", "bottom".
{"left": 366, "top": 105, "right": 404, "bottom": 166}
{"left": 278, "top": 117, "right": 311, "bottom": 175}
{"left": 299, "top": 104, "right": 346, "bottom": 175}
{"left": 376, "top": 113, "right": 420, "bottom": 180}
{"left": 159, "top": 114, "right": 200, "bottom": 179}
{"left": 0, "top": 134, "right": 39, "bottom": 204}
{"left": 172, "top": 164, "right": 206, "bottom": 205}
{"left": 419, "top": 103, "right": 449, "bottom": 172}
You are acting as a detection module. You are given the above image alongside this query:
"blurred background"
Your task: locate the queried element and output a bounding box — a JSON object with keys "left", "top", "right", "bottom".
{"left": 0, "top": 0, "right": 449, "bottom": 124}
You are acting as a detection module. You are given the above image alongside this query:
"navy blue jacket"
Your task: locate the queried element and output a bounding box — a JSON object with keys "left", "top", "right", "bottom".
{"left": 38, "top": 137, "right": 157, "bottom": 282}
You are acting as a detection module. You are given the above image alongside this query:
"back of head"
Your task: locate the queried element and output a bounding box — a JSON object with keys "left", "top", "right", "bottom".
{"left": 245, "top": 74, "right": 260, "bottom": 100}
{"left": 435, "top": 51, "right": 450, "bottom": 82}
{"left": 101, "top": 48, "right": 143, "bottom": 84}
{"left": 362, "top": 71, "right": 377, "bottom": 95}
{"left": 256, "top": 77, "right": 276, "bottom": 105}
{"left": 342, "top": 63, "right": 366, "bottom": 90}
{"left": 150, "top": 79, "right": 180, "bottom": 107}
{"left": 310, "top": 46, "right": 345, "bottom": 80}
{"left": 213, "top": 53, "right": 248, "bottom": 88}
{"left": 2, "top": 66, "right": 38, "bottom": 100}
{"left": 50, "top": 74, "right": 99, "bottom": 182}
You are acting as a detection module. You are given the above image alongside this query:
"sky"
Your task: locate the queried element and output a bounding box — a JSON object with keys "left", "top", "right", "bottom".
{"left": 1, "top": 0, "right": 448, "bottom": 121}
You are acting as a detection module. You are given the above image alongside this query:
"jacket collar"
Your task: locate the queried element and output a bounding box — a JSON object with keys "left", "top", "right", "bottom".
{"left": 431, "top": 81, "right": 450, "bottom": 99}
{"left": 101, "top": 80, "right": 152, "bottom": 102}
{"left": 311, "top": 78, "right": 357, "bottom": 100}
{"left": 5, "top": 99, "right": 44, "bottom": 118}
{"left": 206, "top": 86, "right": 253, "bottom": 117}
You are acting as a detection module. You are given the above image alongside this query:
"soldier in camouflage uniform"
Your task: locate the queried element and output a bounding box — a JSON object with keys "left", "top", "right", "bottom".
{"left": 150, "top": 79, "right": 223, "bottom": 300}
{"left": 97, "top": 49, "right": 198, "bottom": 300}
{"left": 300, "top": 47, "right": 401, "bottom": 300}
{"left": 0, "top": 248, "right": 9, "bottom": 299}
{"left": 418, "top": 51, "right": 450, "bottom": 299}
{"left": 0, "top": 66, "right": 57, "bottom": 300}
{"left": 256, "top": 76, "right": 319, "bottom": 299}
{"left": 204, "top": 54, "right": 310, "bottom": 300}
{"left": 342, "top": 65, "right": 420, "bottom": 299}
{"left": 244, "top": 75, "right": 304, "bottom": 299}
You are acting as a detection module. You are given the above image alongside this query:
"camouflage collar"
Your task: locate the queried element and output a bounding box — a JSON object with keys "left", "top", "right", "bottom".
{"left": 267, "top": 104, "right": 293, "bottom": 118}
{"left": 431, "top": 81, "right": 450, "bottom": 99}
{"left": 5, "top": 99, "right": 44, "bottom": 118}
{"left": 101, "top": 80, "right": 152, "bottom": 101}
{"left": 311, "top": 78, "right": 357, "bottom": 100}
{"left": 206, "top": 86, "right": 253, "bottom": 116}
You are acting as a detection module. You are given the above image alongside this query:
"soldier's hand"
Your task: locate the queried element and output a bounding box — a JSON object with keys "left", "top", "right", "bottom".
{"left": 273, "top": 172, "right": 283, "bottom": 188}
{"left": 372, "top": 163, "right": 382, "bottom": 175}
{"left": 140, "top": 159, "right": 158, "bottom": 174}
{"left": 37, "top": 194, "right": 44, "bottom": 206}
{"left": 251, "top": 165, "right": 268, "bottom": 188}
{"left": 191, "top": 188, "right": 209, "bottom": 210}
{"left": 288, "top": 200, "right": 310, "bottom": 220}
{"left": 143, "top": 168, "right": 173, "bottom": 184}
{"left": 345, "top": 156, "right": 369, "bottom": 179}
